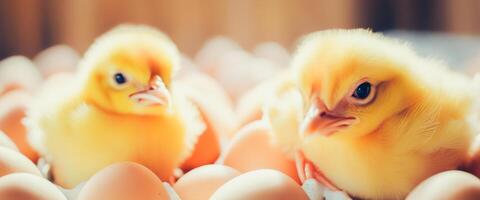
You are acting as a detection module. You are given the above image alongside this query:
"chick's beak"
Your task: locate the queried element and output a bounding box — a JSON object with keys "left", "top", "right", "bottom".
{"left": 129, "top": 75, "right": 171, "bottom": 107}
{"left": 300, "top": 102, "right": 356, "bottom": 137}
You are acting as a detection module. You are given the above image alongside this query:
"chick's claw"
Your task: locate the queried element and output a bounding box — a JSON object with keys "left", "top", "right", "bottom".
{"left": 295, "top": 151, "right": 340, "bottom": 191}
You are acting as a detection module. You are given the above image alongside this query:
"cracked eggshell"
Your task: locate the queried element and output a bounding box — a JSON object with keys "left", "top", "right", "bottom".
{"left": 0, "top": 90, "right": 39, "bottom": 161}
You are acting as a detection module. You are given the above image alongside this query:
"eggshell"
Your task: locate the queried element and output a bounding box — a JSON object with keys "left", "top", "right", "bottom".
{"left": 33, "top": 45, "right": 79, "bottom": 77}
{"left": 173, "top": 164, "right": 240, "bottom": 200}
{"left": 221, "top": 121, "right": 300, "bottom": 183}
{"left": 210, "top": 169, "right": 308, "bottom": 200}
{"left": 0, "top": 90, "right": 39, "bottom": 161}
{"left": 162, "top": 182, "right": 181, "bottom": 200}
{"left": 177, "top": 71, "right": 237, "bottom": 139}
{"left": 176, "top": 71, "right": 238, "bottom": 169}
{"left": 253, "top": 42, "right": 290, "bottom": 69}
{"left": 177, "top": 55, "right": 199, "bottom": 77}
{"left": 465, "top": 51, "right": 480, "bottom": 76}
{"left": 194, "top": 36, "right": 242, "bottom": 76}
{"left": 0, "top": 56, "right": 42, "bottom": 95}
{"left": 0, "top": 173, "right": 66, "bottom": 200}
{"left": 180, "top": 126, "right": 221, "bottom": 170}
{"left": 236, "top": 71, "right": 287, "bottom": 127}
{"left": 466, "top": 134, "right": 480, "bottom": 177}
{"left": 406, "top": 170, "right": 480, "bottom": 200}
{"left": 0, "top": 146, "right": 41, "bottom": 177}
{"left": 213, "top": 50, "right": 252, "bottom": 100}
{"left": 77, "top": 162, "right": 169, "bottom": 200}
{"left": 0, "top": 131, "right": 18, "bottom": 151}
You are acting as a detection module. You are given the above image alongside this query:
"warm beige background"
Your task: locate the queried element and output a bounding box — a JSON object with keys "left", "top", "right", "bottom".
{"left": 0, "top": 0, "right": 479, "bottom": 58}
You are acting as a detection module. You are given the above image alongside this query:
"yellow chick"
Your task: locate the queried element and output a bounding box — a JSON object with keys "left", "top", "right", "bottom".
{"left": 265, "top": 29, "right": 478, "bottom": 199}
{"left": 25, "top": 25, "right": 205, "bottom": 188}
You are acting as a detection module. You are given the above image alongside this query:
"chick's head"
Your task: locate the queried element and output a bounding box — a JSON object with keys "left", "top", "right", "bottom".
{"left": 78, "top": 25, "right": 180, "bottom": 116}
{"left": 294, "top": 29, "right": 421, "bottom": 139}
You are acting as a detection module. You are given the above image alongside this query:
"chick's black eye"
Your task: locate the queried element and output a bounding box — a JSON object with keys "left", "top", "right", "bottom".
{"left": 114, "top": 73, "right": 127, "bottom": 85}
{"left": 352, "top": 82, "right": 371, "bottom": 99}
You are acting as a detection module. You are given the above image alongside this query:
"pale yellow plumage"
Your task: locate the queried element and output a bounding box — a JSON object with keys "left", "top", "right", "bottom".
{"left": 266, "top": 29, "right": 478, "bottom": 199}
{"left": 25, "top": 25, "right": 205, "bottom": 188}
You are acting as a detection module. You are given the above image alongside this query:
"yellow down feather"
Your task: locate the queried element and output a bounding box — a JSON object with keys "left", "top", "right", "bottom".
{"left": 25, "top": 25, "right": 205, "bottom": 188}
{"left": 267, "top": 29, "right": 478, "bottom": 199}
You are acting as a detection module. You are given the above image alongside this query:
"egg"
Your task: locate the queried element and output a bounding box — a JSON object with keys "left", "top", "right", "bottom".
{"left": 173, "top": 164, "right": 240, "bottom": 200}
{"left": 466, "top": 134, "right": 480, "bottom": 177}
{"left": 0, "top": 131, "right": 18, "bottom": 151}
{"left": 33, "top": 45, "right": 79, "bottom": 77}
{"left": 407, "top": 170, "right": 480, "bottom": 200}
{"left": 177, "top": 71, "right": 237, "bottom": 139}
{"left": 214, "top": 51, "right": 281, "bottom": 101}
{"left": 465, "top": 51, "right": 480, "bottom": 76}
{"left": 0, "top": 90, "right": 39, "bottom": 161}
{"left": 0, "top": 56, "right": 42, "bottom": 95}
{"left": 194, "top": 36, "right": 242, "bottom": 76}
{"left": 180, "top": 126, "right": 221, "bottom": 170}
{"left": 0, "top": 173, "right": 66, "bottom": 200}
{"left": 177, "top": 55, "right": 199, "bottom": 77}
{"left": 210, "top": 169, "right": 308, "bottom": 200}
{"left": 236, "top": 72, "right": 287, "bottom": 127}
{"left": 220, "top": 121, "right": 300, "bottom": 183}
{"left": 77, "top": 162, "right": 170, "bottom": 200}
{"left": 252, "top": 42, "right": 290, "bottom": 69}
{"left": 0, "top": 146, "right": 41, "bottom": 177}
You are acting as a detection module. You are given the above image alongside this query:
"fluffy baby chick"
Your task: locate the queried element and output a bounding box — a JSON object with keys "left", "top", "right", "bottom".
{"left": 26, "top": 25, "right": 205, "bottom": 188}
{"left": 266, "top": 29, "right": 478, "bottom": 199}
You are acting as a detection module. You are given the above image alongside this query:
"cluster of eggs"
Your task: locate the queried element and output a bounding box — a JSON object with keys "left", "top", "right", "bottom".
{"left": 1, "top": 38, "right": 480, "bottom": 200}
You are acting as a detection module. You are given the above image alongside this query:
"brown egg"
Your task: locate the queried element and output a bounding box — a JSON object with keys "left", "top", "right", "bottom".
{"left": 407, "top": 170, "right": 480, "bottom": 200}
{"left": 173, "top": 164, "right": 240, "bottom": 200}
{"left": 221, "top": 121, "right": 300, "bottom": 183}
{"left": 0, "top": 131, "right": 18, "bottom": 151}
{"left": 0, "top": 146, "right": 41, "bottom": 177}
{"left": 33, "top": 45, "right": 79, "bottom": 77}
{"left": 0, "top": 90, "right": 39, "bottom": 161}
{"left": 210, "top": 169, "right": 308, "bottom": 200}
{"left": 0, "top": 56, "right": 42, "bottom": 95}
{"left": 77, "top": 162, "right": 169, "bottom": 200}
{"left": 0, "top": 173, "right": 66, "bottom": 200}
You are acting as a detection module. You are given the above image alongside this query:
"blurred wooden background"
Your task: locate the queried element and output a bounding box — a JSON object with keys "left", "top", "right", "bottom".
{"left": 0, "top": 0, "right": 479, "bottom": 59}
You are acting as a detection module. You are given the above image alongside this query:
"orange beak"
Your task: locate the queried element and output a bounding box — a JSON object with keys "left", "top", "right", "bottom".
{"left": 300, "top": 102, "right": 356, "bottom": 137}
{"left": 129, "top": 75, "right": 171, "bottom": 107}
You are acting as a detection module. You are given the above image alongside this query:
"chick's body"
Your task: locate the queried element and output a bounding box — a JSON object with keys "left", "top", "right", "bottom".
{"left": 267, "top": 29, "right": 477, "bottom": 199}
{"left": 39, "top": 96, "right": 187, "bottom": 187}
{"left": 26, "top": 25, "right": 204, "bottom": 188}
